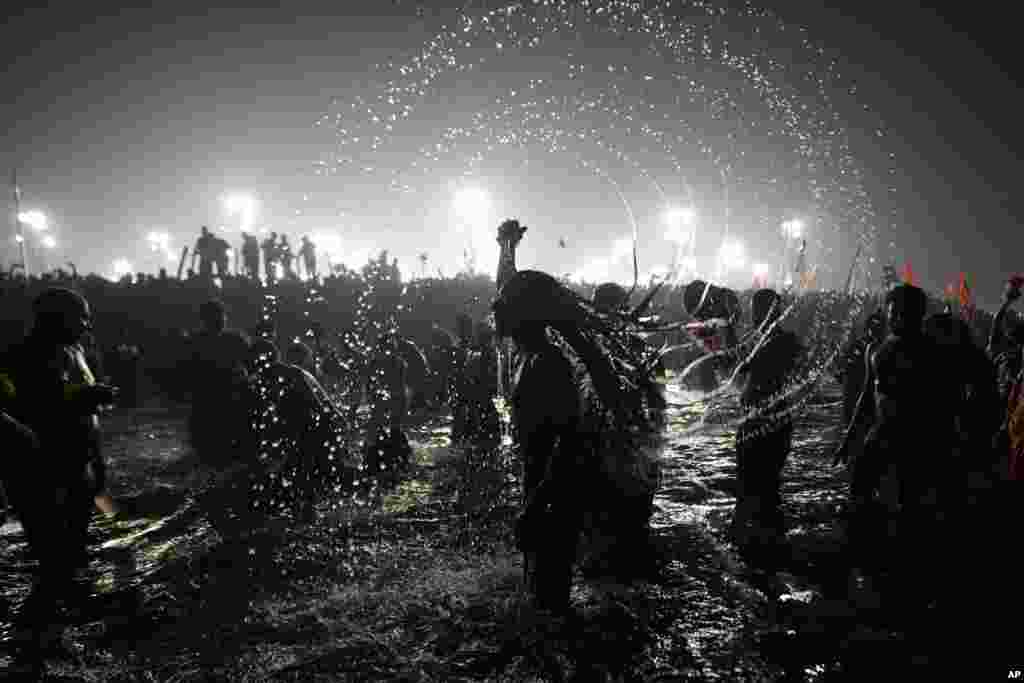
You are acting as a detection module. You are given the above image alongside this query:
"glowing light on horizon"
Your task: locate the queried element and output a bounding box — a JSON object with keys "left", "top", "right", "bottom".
{"left": 753, "top": 263, "right": 771, "bottom": 279}
{"left": 18, "top": 210, "right": 48, "bottom": 232}
{"left": 782, "top": 219, "right": 804, "bottom": 240}
{"left": 452, "top": 186, "right": 495, "bottom": 275}
{"left": 41, "top": 235, "right": 57, "bottom": 249}
{"left": 146, "top": 231, "right": 177, "bottom": 264}
{"left": 224, "top": 193, "right": 259, "bottom": 233}
{"left": 112, "top": 259, "right": 133, "bottom": 280}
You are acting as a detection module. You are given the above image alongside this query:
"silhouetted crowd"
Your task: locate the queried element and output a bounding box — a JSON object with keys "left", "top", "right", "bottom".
{"left": 2, "top": 225, "right": 1023, "bottom": 673}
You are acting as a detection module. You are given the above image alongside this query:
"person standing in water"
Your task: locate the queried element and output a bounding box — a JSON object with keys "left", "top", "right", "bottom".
{"left": 730, "top": 289, "right": 804, "bottom": 549}
{"left": 493, "top": 270, "right": 661, "bottom": 612}
{"left": 834, "top": 284, "right": 960, "bottom": 610}
{"left": 0, "top": 287, "right": 118, "bottom": 674}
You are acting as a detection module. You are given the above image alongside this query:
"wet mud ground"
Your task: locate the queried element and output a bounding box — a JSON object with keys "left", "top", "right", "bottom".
{"left": 0, "top": 381, "right": 1009, "bottom": 680}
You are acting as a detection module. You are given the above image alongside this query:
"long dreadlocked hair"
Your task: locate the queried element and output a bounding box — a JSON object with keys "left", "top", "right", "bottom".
{"left": 493, "top": 270, "right": 663, "bottom": 432}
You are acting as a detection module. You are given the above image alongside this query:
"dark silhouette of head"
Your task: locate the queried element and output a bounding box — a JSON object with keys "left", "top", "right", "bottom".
{"left": 593, "top": 282, "right": 629, "bottom": 313}
{"left": 199, "top": 299, "right": 227, "bottom": 334}
{"left": 269, "top": 232, "right": 278, "bottom": 240}
{"left": 285, "top": 340, "right": 314, "bottom": 370}
{"left": 752, "top": 289, "right": 783, "bottom": 330}
{"left": 201, "top": 226, "right": 210, "bottom": 236}
{"left": 885, "top": 284, "right": 928, "bottom": 337}
{"left": 924, "top": 312, "right": 974, "bottom": 349}
{"left": 280, "top": 235, "right": 289, "bottom": 244}
{"left": 32, "top": 287, "right": 92, "bottom": 345}
{"left": 494, "top": 269, "right": 653, "bottom": 425}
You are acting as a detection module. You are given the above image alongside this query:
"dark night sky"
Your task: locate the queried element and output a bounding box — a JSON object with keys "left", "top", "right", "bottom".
{"left": 0, "top": 1, "right": 1019, "bottom": 308}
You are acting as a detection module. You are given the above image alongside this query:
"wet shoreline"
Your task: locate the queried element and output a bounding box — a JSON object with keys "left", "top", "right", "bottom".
{"left": 0, "top": 382, "right": 1006, "bottom": 680}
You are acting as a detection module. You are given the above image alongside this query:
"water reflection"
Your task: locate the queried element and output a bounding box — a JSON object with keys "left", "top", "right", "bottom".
{"left": 0, "top": 378, "right": 893, "bottom": 678}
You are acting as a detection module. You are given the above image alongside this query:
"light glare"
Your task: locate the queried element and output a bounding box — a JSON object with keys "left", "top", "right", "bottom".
{"left": 18, "top": 210, "right": 48, "bottom": 232}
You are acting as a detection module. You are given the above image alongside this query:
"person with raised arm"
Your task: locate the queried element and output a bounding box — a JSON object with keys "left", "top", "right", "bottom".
{"left": 493, "top": 270, "right": 661, "bottom": 612}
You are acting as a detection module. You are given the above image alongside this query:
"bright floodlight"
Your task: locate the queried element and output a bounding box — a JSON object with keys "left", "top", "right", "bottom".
{"left": 718, "top": 239, "right": 747, "bottom": 271}
{"left": 18, "top": 210, "right": 48, "bottom": 232}
{"left": 223, "top": 193, "right": 258, "bottom": 232}
{"left": 311, "top": 231, "right": 345, "bottom": 264}
{"left": 147, "top": 231, "right": 170, "bottom": 251}
{"left": 14, "top": 234, "right": 24, "bottom": 244}
{"left": 112, "top": 259, "right": 133, "bottom": 279}
{"left": 453, "top": 187, "right": 490, "bottom": 224}
{"left": 753, "top": 262, "right": 771, "bottom": 279}
{"left": 664, "top": 207, "right": 696, "bottom": 243}
{"left": 41, "top": 235, "right": 57, "bottom": 249}
{"left": 782, "top": 219, "right": 804, "bottom": 240}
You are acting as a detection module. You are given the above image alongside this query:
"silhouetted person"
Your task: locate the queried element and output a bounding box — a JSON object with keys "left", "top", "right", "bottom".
{"left": 925, "top": 312, "right": 1001, "bottom": 485}
{"left": 279, "top": 235, "right": 296, "bottom": 280}
{"left": 363, "top": 332, "right": 412, "bottom": 485}
{"left": 449, "top": 313, "right": 475, "bottom": 442}
{"left": 837, "top": 310, "right": 886, "bottom": 471}
{"left": 494, "top": 270, "right": 661, "bottom": 610}
{"left": 187, "top": 299, "right": 251, "bottom": 465}
{"left": 212, "top": 233, "right": 231, "bottom": 276}
{"left": 193, "top": 226, "right": 215, "bottom": 279}
{"left": 242, "top": 232, "right": 261, "bottom": 280}
{"left": 835, "top": 284, "right": 960, "bottom": 608}
{"left": 0, "top": 287, "right": 118, "bottom": 673}
{"left": 593, "top": 282, "right": 628, "bottom": 313}
{"left": 987, "top": 276, "right": 1024, "bottom": 407}
{"left": 261, "top": 232, "right": 279, "bottom": 282}
{"left": 462, "top": 320, "right": 500, "bottom": 445}
{"left": 248, "top": 339, "right": 352, "bottom": 522}
{"left": 299, "top": 235, "right": 317, "bottom": 279}
{"left": 428, "top": 323, "right": 457, "bottom": 408}
{"left": 730, "top": 289, "right": 804, "bottom": 549}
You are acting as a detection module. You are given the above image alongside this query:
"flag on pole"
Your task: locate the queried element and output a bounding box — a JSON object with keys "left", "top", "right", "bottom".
{"left": 902, "top": 261, "right": 915, "bottom": 286}
{"left": 959, "top": 272, "right": 974, "bottom": 321}
{"left": 799, "top": 266, "right": 817, "bottom": 291}
{"left": 943, "top": 283, "right": 957, "bottom": 310}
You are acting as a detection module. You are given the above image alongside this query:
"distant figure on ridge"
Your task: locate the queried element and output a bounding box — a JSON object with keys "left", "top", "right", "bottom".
{"left": 261, "top": 232, "right": 279, "bottom": 283}
{"left": 241, "top": 232, "right": 261, "bottom": 280}
{"left": 300, "top": 235, "right": 317, "bottom": 279}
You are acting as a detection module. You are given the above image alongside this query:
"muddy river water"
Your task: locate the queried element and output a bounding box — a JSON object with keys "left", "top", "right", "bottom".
{"left": 0, "top": 380, "right": 1005, "bottom": 680}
